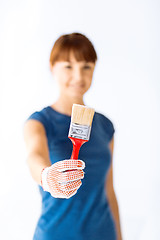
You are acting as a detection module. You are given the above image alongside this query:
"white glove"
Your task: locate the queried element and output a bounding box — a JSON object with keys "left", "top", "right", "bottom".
{"left": 41, "top": 159, "right": 85, "bottom": 199}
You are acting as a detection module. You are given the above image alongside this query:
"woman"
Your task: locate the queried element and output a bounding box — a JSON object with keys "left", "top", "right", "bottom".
{"left": 23, "top": 32, "right": 122, "bottom": 240}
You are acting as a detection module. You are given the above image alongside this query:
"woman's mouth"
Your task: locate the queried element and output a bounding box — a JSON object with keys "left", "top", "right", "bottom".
{"left": 69, "top": 84, "right": 84, "bottom": 89}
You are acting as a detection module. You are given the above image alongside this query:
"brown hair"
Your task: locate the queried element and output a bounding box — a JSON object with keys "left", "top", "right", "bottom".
{"left": 50, "top": 32, "right": 97, "bottom": 67}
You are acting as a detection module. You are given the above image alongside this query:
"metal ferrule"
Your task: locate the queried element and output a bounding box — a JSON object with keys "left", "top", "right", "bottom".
{"left": 68, "top": 123, "right": 91, "bottom": 140}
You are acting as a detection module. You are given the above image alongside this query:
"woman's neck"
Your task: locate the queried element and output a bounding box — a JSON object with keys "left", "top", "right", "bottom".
{"left": 51, "top": 95, "right": 85, "bottom": 116}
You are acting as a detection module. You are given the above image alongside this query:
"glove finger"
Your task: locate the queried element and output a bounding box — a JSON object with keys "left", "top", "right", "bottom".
{"left": 59, "top": 179, "right": 82, "bottom": 191}
{"left": 48, "top": 179, "right": 63, "bottom": 195}
{"left": 53, "top": 159, "right": 85, "bottom": 172}
{"left": 63, "top": 189, "right": 78, "bottom": 199}
{"left": 50, "top": 183, "right": 78, "bottom": 199}
{"left": 48, "top": 175, "right": 81, "bottom": 195}
{"left": 57, "top": 169, "right": 84, "bottom": 183}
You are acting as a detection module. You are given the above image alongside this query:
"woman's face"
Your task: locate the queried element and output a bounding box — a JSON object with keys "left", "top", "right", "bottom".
{"left": 51, "top": 52, "right": 95, "bottom": 98}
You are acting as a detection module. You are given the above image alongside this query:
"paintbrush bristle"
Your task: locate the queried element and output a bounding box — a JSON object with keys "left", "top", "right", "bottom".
{"left": 71, "top": 104, "right": 95, "bottom": 126}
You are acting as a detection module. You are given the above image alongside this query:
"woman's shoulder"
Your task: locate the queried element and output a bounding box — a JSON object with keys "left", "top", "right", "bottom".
{"left": 26, "top": 106, "right": 50, "bottom": 121}
{"left": 95, "top": 111, "right": 114, "bottom": 127}
{"left": 26, "top": 105, "right": 70, "bottom": 132}
{"left": 25, "top": 106, "right": 52, "bottom": 135}
{"left": 94, "top": 111, "right": 115, "bottom": 141}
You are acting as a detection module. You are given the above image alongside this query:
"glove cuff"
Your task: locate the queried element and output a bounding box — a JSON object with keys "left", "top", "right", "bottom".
{"left": 41, "top": 167, "right": 50, "bottom": 192}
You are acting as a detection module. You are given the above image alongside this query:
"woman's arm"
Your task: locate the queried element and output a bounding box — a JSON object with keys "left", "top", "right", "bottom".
{"left": 24, "top": 119, "right": 85, "bottom": 198}
{"left": 105, "top": 137, "right": 122, "bottom": 240}
{"left": 23, "top": 120, "right": 51, "bottom": 185}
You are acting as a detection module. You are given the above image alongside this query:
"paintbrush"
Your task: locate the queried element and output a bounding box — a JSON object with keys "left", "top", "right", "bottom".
{"left": 68, "top": 104, "right": 95, "bottom": 159}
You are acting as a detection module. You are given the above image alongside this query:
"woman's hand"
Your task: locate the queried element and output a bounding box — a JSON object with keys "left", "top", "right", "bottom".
{"left": 41, "top": 159, "right": 85, "bottom": 198}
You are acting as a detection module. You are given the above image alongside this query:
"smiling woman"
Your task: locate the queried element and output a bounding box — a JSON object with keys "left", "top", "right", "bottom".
{"left": 23, "top": 32, "right": 122, "bottom": 240}
{"left": 49, "top": 33, "right": 97, "bottom": 110}
{"left": 50, "top": 52, "right": 95, "bottom": 100}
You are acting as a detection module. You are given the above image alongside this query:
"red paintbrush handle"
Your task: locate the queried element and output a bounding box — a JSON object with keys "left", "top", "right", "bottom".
{"left": 68, "top": 137, "right": 88, "bottom": 159}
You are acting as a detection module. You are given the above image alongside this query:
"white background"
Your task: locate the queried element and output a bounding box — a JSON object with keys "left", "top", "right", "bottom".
{"left": 0, "top": 0, "right": 160, "bottom": 239}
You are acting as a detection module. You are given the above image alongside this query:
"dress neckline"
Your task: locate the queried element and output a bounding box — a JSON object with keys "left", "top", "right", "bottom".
{"left": 47, "top": 106, "right": 71, "bottom": 118}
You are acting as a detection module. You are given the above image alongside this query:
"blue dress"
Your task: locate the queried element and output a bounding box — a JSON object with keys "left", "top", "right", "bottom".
{"left": 27, "top": 106, "right": 117, "bottom": 240}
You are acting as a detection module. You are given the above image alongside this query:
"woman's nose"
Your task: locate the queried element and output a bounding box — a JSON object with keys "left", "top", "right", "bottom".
{"left": 73, "top": 68, "right": 83, "bottom": 82}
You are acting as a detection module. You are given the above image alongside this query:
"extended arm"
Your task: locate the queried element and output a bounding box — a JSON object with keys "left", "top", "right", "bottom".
{"left": 23, "top": 119, "right": 85, "bottom": 198}
{"left": 23, "top": 119, "right": 51, "bottom": 185}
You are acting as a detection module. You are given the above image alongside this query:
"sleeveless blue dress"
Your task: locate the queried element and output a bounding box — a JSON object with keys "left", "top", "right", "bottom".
{"left": 27, "top": 106, "right": 117, "bottom": 240}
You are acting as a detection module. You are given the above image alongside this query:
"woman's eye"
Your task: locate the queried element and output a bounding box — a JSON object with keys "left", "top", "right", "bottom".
{"left": 65, "top": 65, "right": 72, "bottom": 69}
{"left": 83, "top": 65, "right": 91, "bottom": 69}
